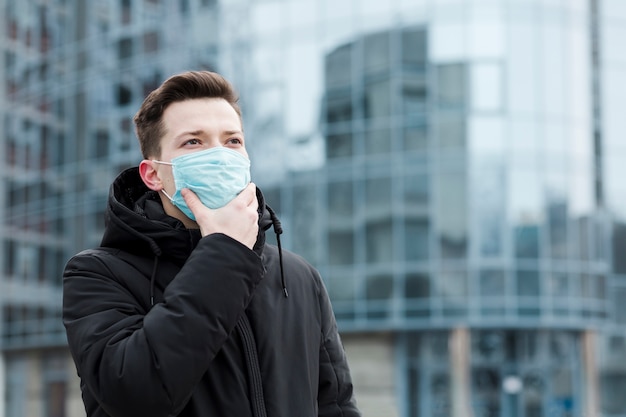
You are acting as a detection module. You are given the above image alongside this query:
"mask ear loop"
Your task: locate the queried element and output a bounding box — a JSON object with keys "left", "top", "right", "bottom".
{"left": 160, "top": 189, "right": 174, "bottom": 202}
{"left": 152, "top": 159, "right": 172, "bottom": 166}
{"left": 151, "top": 160, "right": 175, "bottom": 203}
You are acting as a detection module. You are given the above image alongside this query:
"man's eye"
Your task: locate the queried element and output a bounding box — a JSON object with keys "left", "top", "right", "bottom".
{"left": 228, "top": 138, "right": 242, "bottom": 145}
{"left": 185, "top": 138, "right": 201, "bottom": 145}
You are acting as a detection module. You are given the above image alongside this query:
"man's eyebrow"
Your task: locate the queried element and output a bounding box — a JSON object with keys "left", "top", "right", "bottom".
{"left": 175, "top": 130, "right": 204, "bottom": 139}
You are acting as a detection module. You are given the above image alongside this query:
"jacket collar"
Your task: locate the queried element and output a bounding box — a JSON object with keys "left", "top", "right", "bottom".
{"left": 101, "top": 167, "right": 273, "bottom": 262}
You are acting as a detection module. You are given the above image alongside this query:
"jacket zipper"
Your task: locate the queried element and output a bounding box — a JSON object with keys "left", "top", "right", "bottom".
{"left": 236, "top": 314, "right": 268, "bottom": 417}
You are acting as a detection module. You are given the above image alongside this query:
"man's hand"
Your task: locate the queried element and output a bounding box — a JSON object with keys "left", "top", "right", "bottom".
{"left": 182, "top": 183, "right": 259, "bottom": 249}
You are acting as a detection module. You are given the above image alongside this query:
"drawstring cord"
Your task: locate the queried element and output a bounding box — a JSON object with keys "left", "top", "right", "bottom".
{"left": 266, "top": 206, "right": 288, "bottom": 298}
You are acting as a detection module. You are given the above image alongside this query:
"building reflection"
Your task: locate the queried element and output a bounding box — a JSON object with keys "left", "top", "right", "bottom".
{"left": 2, "top": 1, "right": 626, "bottom": 416}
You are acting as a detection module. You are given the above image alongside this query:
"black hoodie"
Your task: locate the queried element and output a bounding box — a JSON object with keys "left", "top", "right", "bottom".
{"left": 62, "top": 167, "right": 361, "bottom": 417}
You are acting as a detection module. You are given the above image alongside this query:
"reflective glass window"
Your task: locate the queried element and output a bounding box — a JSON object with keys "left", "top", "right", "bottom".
{"left": 408, "top": 366, "right": 420, "bottom": 417}
{"left": 364, "top": 78, "right": 391, "bottom": 119}
{"left": 403, "top": 172, "right": 429, "bottom": 208}
{"left": 615, "top": 288, "right": 626, "bottom": 324}
{"left": 365, "top": 126, "right": 391, "bottom": 155}
{"left": 479, "top": 269, "right": 505, "bottom": 298}
{"left": 430, "top": 372, "right": 450, "bottom": 417}
{"left": 601, "top": 372, "right": 626, "bottom": 414}
{"left": 470, "top": 62, "right": 502, "bottom": 112}
{"left": 472, "top": 367, "right": 501, "bottom": 417}
{"left": 567, "top": 26, "right": 591, "bottom": 120}
{"left": 479, "top": 269, "right": 506, "bottom": 316}
{"left": 523, "top": 372, "right": 544, "bottom": 417}
{"left": 365, "top": 177, "right": 393, "bottom": 263}
{"left": 363, "top": 31, "right": 390, "bottom": 74}
{"left": 403, "top": 123, "right": 428, "bottom": 151}
{"left": 117, "top": 37, "right": 132, "bottom": 60}
{"left": 507, "top": 22, "right": 537, "bottom": 114}
{"left": 291, "top": 184, "right": 318, "bottom": 264}
{"left": 475, "top": 172, "right": 505, "bottom": 257}
{"left": 365, "top": 273, "right": 393, "bottom": 300}
{"left": 402, "top": 75, "right": 428, "bottom": 116}
{"left": 517, "top": 269, "right": 540, "bottom": 297}
{"left": 142, "top": 31, "right": 159, "bottom": 53}
{"left": 437, "top": 268, "right": 468, "bottom": 304}
{"left": 405, "top": 272, "right": 430, "bottom": 298}
{"left": 602, "top": 0, "right": 626, "bottom": 19}
{"left": 405, "top": 219, "right": 429, "bottom": 261}
{"left": 612, "top": 222, "right": 626, "bottom": 274}
{"left": 326, "top": 94, "right": 353, "bottom": 124}
{"left": 327, "top": 272, "right": 355, "bottom": 302}
{"left": 329, "top": 231, "right": 354, "bottom": 266}
{"left": 5, "top": 358, "right": 26, "bottom": 417}
{"left": 325, "top": 44, "right": 353, "bottom": 89}
{"left": 435, "top": 63, "right": 466, "bottom": 109}
{"left": 328, "top": 180, "right": 353, "bottom": 219}
{"left": 366, "top": 219, "right": 393, "bottom": 264}
{"left": 435, "top": 112, "right": 465, "bottom": 149}
{"left": 436, "top": 171, "right": 467, "bottom": 259}
{"left": 431, "top": 22, "right": 465, "bottom": 62}
{"left": 547, "top": 272, "right": 569, "bottom": 300}
{"left": 402, "top": 27, "right": 428, "bottom": 67}
{"left": 547, "top": 196, "right": 568, "bottom": 259}
{"left": 540, "top": 21, "right": 566, "bottom": 118}
{"left": 514, "top": 223, "right": 540, "bottom": 259}
{"left": 366, "top": 176, "right": 392, "bottom": 213}
{"left": 326, "top": 132, "right": 353, "bottom": 159}
{"left": 468, "top": 6, "right": 505, "bottom": 59}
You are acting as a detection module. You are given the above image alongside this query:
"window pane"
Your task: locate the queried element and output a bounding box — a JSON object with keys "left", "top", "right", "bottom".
{"left": 436, "top": 63, "right": 467, "bottom": 109}
{"left": 329, "top": 231, "right": 353, "bottom": 265}
{"left": 436, "top": 172, "right": 467, "bottom": 259}
{"left": 366, "top": 219, "right": 393, "bottom": 263}
{"left": 365, "top": 126, "right": 391, "bottom": 155}
{"left": 405, "top": 272, "right": 430, "bottom": 298}
{"left": 435, "top": 113, "right": 466, "bottom": 149}
{"left": 326, "top": 132, "right": 353, "bottom": 159}
{"left": 405, "top": 219, "right": 429, "bottom": 261}
{"left": 517, "top": 269, "right": 540, "bottom": 297}
{"left": 471, "top": 62, "right": 502, "bottom": 111}
{"left": 364, "top": 79, "right": 391, "bottom": 119}
{"left": 363, "top": 31, "right": 390, "bottom": 73}
{"left": 366, "top": 273, "right": 393, "bottom": 300}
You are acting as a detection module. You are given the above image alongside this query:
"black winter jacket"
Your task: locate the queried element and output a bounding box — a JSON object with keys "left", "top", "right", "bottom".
{"left": 62, "top": 167, "right": 361, "bottom": 417}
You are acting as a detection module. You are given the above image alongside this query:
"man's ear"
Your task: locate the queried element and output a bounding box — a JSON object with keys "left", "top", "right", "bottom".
{"left": 139, "top": 160, "right": 162, "bottom": 191}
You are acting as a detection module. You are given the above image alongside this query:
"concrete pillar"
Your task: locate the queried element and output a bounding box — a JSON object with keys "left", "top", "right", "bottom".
{"left": 582, "top": 330, "right": 599, "bottom": 417}
{"left": 450, "top": 327, "right": 473, "bottom": 417}
{"left": 341, "top": 333, "right": 399, "bottom": 417}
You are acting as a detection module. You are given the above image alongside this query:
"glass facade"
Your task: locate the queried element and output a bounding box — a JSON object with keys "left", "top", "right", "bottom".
{"left": 2, "top": 0, "right": 626, "bottom": 416}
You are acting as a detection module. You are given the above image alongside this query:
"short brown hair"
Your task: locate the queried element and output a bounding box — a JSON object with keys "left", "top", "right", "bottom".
{"left": 133, "top": 71, "right": 241, "bottom": 158}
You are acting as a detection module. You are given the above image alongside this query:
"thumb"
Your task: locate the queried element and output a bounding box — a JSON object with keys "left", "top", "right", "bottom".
{"left": 181, "top": 188, "right": 205, "bottom": 217}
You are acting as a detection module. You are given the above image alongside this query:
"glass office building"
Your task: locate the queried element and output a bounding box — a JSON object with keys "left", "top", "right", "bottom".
{"left": 2, "top": 0, "right": 626, "bottom": 416}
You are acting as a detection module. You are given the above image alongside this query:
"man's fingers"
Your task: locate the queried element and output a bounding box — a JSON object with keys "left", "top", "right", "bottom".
{"left": 245, "top": 183, "right": 258, "bottom": 209}
{"left": 232, "top": 182, "right": 257, "bottom": 208}
{"left": 181, "top": 188, "right": 204, "bottom": 216}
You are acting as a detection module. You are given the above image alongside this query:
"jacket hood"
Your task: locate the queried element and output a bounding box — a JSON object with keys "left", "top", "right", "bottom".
{"left": 100, "top": 167, "right": 276, "bottom": 264}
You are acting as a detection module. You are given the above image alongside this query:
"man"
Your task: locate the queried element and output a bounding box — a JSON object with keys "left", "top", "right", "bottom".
{"left": 63, "top": 71, "right": 361, "bottom": 417}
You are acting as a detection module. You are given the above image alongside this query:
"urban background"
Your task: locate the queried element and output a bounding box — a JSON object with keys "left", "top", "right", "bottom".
{"left": 1, "top": 0, "right": 626, "bottom": 416}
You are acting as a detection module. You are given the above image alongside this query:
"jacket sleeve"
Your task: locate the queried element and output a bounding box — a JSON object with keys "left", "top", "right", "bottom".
{"left": 316, "top": 276, "right": 362, "bottom": 417}
{"left": 62, "top": 234, "right": 265, "bottom": 417}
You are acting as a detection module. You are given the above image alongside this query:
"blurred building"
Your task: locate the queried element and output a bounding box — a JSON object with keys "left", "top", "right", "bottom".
{"left": 1, "top": 1, "right": 626, "bottom": 417}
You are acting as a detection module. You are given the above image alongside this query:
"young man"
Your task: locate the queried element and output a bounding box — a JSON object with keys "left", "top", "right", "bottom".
{"left": 62, "top": 71, "right": 361, "bottom": 417}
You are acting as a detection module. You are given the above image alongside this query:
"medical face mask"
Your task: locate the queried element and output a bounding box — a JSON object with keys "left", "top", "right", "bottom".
{"left": 153, "top": 147, "right": 251, "bottom": 221}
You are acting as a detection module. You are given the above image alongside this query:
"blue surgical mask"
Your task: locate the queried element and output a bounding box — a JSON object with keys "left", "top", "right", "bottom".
{"left": 153, "top": 147, "right": 251, "bottom": 221}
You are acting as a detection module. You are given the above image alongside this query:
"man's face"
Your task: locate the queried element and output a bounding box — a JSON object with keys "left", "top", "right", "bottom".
{"left": 155, "top": 97, "right": 247, "bottom": 199}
